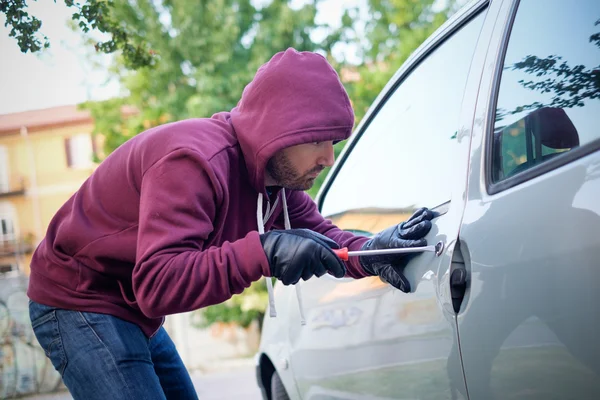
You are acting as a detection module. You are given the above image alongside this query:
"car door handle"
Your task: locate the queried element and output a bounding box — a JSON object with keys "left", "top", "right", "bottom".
{"left": 450, "top": 269, "right": 467, "bottom": 301}
{"left": 449, "top": 243, "right": 469, "bottom": 313}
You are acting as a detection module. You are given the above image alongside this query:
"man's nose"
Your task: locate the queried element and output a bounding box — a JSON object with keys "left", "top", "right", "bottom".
{"left": 319, "top": 142, "right": 335, "bottom": 167}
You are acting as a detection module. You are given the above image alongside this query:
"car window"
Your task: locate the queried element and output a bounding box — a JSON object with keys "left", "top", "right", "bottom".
{"left": 319, "top": 12, "right": 485, "bottom": 231}
{"left": 489, "top": 0, "right": 600, "bottom": 185}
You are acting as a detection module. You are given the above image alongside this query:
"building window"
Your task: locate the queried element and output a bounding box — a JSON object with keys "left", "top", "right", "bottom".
{"left": 65, "top": 133, "right": 94, "bottom": 169}
{"left": 0, "top": 216, "right": 15, "bottom": 242}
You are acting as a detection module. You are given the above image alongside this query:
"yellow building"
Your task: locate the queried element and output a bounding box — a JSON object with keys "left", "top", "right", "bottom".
{"left": 0, "top": 105, "right": 115, "bottom": 275}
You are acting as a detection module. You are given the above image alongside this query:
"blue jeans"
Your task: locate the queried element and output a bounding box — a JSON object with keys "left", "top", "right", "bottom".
{"left": 29, "top": 300, "right": 198, "bottom": 400}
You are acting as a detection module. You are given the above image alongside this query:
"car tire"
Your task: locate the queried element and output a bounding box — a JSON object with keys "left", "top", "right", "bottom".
{"left": 270, "top": 371, "right": 290, "bottom": 400}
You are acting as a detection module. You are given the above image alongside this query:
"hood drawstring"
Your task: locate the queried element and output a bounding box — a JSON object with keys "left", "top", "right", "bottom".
{"left": 257, "top": 190, "right": 307, "bottom": 325}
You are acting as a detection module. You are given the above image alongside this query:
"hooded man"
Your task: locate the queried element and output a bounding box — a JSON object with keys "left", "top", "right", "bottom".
{"left": 27, "top": 48, "right": 434, "bottom": 399}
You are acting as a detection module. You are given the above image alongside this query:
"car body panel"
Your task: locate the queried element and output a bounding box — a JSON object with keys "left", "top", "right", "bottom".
{"left": 256, "top": 0, "right": 600, "bottom": 399}
{"left": 458, "top": 0, "right": 600, "bottom": 398}
{"left": 257, "top": 1, "right": 496, "bottom": 399}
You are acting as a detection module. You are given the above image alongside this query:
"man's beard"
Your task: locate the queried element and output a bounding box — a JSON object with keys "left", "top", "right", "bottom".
{"left": 266, "top": 152, "right": 323, "bottom": 191}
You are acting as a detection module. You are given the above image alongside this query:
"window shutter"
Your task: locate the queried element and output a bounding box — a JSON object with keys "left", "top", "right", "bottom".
{"left": 65, "top": 138, "right": 73, "bottom": 167}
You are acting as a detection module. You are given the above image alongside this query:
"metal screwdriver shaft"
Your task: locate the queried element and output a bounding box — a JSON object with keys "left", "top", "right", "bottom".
{"left": 333, "top": 245, "right": 438, "bottom": 261}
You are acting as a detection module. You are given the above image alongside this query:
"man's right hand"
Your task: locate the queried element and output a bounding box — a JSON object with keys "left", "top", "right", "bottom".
{"left": 259, "top": 229, "right": 346, "bottom": 285}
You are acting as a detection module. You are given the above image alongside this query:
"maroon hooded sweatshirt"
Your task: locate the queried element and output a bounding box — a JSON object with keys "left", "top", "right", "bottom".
{"left": 27, "top": 48, "right": 370, "bottom": 337}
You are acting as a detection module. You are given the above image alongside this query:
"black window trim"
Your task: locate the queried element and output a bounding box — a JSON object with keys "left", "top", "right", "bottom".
{"left": 317, "top": 0, "right": 490, "bottom": 213}
{"left": 486, "top": 0, "right": 600, "bottom": 195}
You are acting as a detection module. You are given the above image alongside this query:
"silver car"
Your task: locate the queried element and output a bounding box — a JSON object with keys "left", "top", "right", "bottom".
{"left": 255, "top": 0, "right": 600, "bottom": 399}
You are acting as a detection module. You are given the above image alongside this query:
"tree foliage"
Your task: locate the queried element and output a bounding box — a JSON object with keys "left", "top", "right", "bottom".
{"left": 342, "top": 0, "right": 460, "bottom": 123}
{"left": 307, "top": 0, "right": 459, "bottom": 198}
{"left": 1, "top": 0, "right": 48, "bottom": 52}
{"left": 194, "top": 280, "right": 269, "bottom": 330}
{"left": 497, "top": 19, "right": 600, "bottom": 121}
{"left": 1, "top": 0, "right": 156, "bottom": 68}
{"left": 81, "top": 0, "right": 342, "bottom": 156}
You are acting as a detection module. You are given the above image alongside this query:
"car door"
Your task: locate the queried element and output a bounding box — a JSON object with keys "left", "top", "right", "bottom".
{"left": 458, "top": 0, "right": 600, "bottom": 398}
{"left": 280, "top": 2, "right": 500, "bottom": 399}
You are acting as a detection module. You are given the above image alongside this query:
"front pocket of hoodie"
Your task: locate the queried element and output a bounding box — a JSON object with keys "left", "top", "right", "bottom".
{"left": 31, "top": 311, "right": 68, "bottom": 375}
{"left": 77, "top": 260, "right": 123, "bottom": 294}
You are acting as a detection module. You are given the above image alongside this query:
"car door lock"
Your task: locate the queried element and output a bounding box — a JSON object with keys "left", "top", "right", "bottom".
{"left": 435, "top": 241, "right": 444, "bottom": 256}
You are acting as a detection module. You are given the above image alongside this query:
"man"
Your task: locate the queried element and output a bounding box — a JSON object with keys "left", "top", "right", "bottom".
{"left": 28, "top": 48, "right": 434, "bottom": 399}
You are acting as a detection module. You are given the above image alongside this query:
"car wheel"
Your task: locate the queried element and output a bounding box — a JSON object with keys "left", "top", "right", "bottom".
{"left": 270, "top": 371, "right": 290, "bottom": 400}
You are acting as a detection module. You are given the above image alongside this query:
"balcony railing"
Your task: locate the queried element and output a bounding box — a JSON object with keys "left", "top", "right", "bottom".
{"left": 0, "top": 175, "right": 27, "bottom": 198}
{"left": 0, "top": 237, "right": 35, "bottom": 258}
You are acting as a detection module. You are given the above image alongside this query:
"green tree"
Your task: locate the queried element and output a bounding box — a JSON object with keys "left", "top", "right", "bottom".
{"left": 193, "top": 280, "right": 269, "bottom": 331}
{"left": 344, "top": 0, "right": 460, "bottom": 124}
{"left": 306, "top": 0, "right": 460, "bottom": 198}
{"left": 82, "top": 0, "right": 343, "bottom": 155}
{"left": 1, "top": 0, "right": 156, "bottom": 68}
{"left": 496, "top": 18, "right": 600, "bottom": 121}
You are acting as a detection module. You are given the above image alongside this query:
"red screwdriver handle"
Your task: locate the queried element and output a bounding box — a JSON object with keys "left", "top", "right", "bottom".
{"left": 333, "top": 247, "right": 349, "bottom": 261}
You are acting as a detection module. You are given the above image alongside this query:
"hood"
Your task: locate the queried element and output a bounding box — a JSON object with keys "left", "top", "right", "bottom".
{"left": 230, "top": 48, "right": 355, "bottom": 193}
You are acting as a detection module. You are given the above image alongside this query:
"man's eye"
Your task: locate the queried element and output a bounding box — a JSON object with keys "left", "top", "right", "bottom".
{"left": 313, "top": 142, "right": 321, "bottom": 145}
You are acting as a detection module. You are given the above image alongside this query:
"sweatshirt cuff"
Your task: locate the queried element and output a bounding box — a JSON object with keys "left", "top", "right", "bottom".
{"left": 246, "top": 231, "right": 272, "bottom": 277}
{"left": 346, "top": 236, "right": 371, "bottom": 278}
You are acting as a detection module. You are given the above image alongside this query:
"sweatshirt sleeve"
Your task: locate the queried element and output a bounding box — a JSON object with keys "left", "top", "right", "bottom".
{"left": 276, "top": 189, "right": 371, "bottom": 279}
{"left": 133, "top": 149, "right": 270, "bottom": 319}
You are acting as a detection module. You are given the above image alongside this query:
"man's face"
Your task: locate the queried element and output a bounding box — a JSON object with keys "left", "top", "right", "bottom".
{"left": 266, "top": 141, "right": 336, "bottom": 190}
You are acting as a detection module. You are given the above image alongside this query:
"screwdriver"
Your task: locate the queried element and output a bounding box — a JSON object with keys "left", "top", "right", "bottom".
{"left": 333, "top": 243, "right": 442, "bottom": 261}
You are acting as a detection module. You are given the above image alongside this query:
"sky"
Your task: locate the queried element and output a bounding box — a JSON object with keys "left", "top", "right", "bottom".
{"left": 0, "top": 1, "right": 121, "bottom": 115}
{"left": 0, "top": 0, "right": 363, "bottom": 116}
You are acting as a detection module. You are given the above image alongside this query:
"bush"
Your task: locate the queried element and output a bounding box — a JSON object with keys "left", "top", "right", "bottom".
{"left": 192, "top": 279, "right": 270, "bottom": 330}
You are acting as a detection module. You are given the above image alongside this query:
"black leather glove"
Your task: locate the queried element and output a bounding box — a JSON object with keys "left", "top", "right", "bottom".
{"left": 260, "top": 229, "right": 346, "bottom": 285}
{"left": 360, "top": 207, "right": 435, "bottom": 293}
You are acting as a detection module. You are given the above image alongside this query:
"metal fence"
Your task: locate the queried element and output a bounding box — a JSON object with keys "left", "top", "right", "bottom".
{"left": 0, "top": 274, "right": 62, "bottom": 398}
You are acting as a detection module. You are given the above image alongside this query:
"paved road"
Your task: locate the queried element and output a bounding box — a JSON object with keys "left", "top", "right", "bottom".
{"left": 24, "top": 365, "right": 262, "bottom": 400}
{"left": 194, "top": 367, "right": 262, "bottom": 400}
